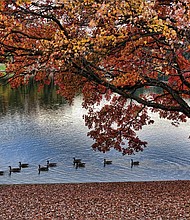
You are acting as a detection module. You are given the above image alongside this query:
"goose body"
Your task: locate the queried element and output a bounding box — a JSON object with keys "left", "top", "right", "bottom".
{"left": 19, "top": 162, "right": 29, "bottom": 168}
{"left": 38, "top": 165, "right": 49, "bottom": 172}
{"left": 9, "top": 166, "right": 21, "bottom": 172}
{"left": 104, "top": 159, "right": 112, "bottom": 166}
{"left": 47, "top": 160, "right": 57, "bottom": 167}
{"left": 76, "top": 162, "right": 86, "bottom": 168}
{"left": 131, "top": 159, "right": 139, "bottom": 166}
{"left": 73, "top": 157, "right": 81, "bottom": 165}
{"left": 0, "top": 171, "right": 4, "bottom": 175}
{"left": 104, "top": 159, "right": 112, "bottom": 164}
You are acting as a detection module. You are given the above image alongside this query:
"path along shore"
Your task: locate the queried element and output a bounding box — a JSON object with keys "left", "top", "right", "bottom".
{"left": 0, "top": 180, "right": 190, "bottom": 219}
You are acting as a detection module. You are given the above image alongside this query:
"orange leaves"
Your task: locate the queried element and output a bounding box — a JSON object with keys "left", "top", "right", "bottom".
{"left": 92, "top": 34, "right": 117, "bottom": 51}
{"left": 71, "top": 38, "right": 90, "bottom": 55}
{"left": 89, "top": 19, "right": 97, "bottom": 28}
{"left": 0, "top": 2, "right": 5, "bottom": 10}
{"left": 16, "top": 0, "right": 31, "bottom": 5}
{"left": 168, "top": 48, "right": 190, "bottom": 92}
{"left": 8, "top": 75, "right": 27, "bottom": 88}
{"left": 54, "top": 71, "right": 85, "bottom": 103}
{"left": 0, "top": 0, "right": 190, "bottom": 154}
{"left": 83, "top": 0, "right": 95, "bottom": 6}
{"left": 82, "top": 83, "right": 106, "bottom": 108}
{"left": 177, "top": 49, "right": 190, "bottom": 71}
{"left": 113, "top": 72, "right": 141, "bottom": 88}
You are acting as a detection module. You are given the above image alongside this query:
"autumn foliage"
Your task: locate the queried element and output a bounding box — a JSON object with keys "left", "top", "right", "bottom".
{"left": 0, "top": 0, "right": 190, "bottom": 154}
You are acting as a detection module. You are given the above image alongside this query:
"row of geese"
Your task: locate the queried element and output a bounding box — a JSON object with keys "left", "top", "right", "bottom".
{"left": 0, "top": 158, "right": 140, "bottom": 176}
{"left": 73, "top": 158, "right": 139, "bottom": 167}
{"left": 0, "top": 160, "right": 56, "bottom": 175}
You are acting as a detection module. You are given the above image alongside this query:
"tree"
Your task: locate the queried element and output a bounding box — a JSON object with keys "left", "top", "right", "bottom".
{"left": 0, "top": 0, "right": 189, "bottom": 155}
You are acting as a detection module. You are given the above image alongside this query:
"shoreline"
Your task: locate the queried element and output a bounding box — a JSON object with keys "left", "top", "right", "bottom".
{"left": 0, "top": 180, "right": 190, "bottom": 219}
{"left": 0, "top": 178, "right": 189, "bottom": 186}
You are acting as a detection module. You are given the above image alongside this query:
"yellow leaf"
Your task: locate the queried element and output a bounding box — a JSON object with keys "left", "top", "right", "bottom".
{"left": 89, "top": 19, "right": 96, "bottom": 28}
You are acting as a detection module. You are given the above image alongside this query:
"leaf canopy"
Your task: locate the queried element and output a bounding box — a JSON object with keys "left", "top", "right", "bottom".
{"left": 0, "top": 0, "right": 190, "bottom": 154}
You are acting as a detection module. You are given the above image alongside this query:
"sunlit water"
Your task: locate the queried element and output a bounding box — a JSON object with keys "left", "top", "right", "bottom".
{"left": 0, "top": 86, "right": 190, "bottom": 184}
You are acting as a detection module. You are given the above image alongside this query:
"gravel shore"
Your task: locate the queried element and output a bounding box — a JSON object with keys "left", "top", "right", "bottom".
{"left": 0, "top": 180, "right": 190, "bottom": 219}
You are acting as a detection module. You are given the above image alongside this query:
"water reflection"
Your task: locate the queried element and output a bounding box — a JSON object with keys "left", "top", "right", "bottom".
{"left": 0, "top": 82, "right": 66, "bottom": 114}
{"left": 0, "top": 83, "right": 190, "bottom": 184}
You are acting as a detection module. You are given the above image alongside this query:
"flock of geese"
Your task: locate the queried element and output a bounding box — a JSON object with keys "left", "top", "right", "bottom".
{"left": 74, "top": 158, "right": 140, "bottom": 168}
{"left": 0, "top": 158, "right": 140, "bottom": 176}
{"left": 0, "top": 160, "right": 57, "bottom": 176}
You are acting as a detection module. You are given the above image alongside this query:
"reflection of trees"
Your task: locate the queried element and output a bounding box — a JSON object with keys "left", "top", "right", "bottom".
{"left": 135, "top": 87, "right": 163, "bottom": 96}
{"left": 0, "top": 80, "right": 66, "bottom": 116}
{"left": 0, "top": 81, "right": 165, "bottom": 116}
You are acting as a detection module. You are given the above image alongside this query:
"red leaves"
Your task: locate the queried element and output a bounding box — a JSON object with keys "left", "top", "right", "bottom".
{"left": 83, "top": 92, "right": 151, "bottom": 155}
{"left": 0, "top": 0, "right": 190, "bottom": 155}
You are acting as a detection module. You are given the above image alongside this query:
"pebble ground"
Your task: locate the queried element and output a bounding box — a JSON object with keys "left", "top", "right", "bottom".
{"left": 0, "top": 180, "right": 190, "bottom": 219}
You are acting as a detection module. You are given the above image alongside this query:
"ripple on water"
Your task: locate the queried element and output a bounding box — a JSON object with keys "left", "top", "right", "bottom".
{"left": 0, "top": 96, "right": 190, "bottom": 184}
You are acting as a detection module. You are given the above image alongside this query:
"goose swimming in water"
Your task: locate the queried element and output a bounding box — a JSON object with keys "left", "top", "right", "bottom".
{"left": 75, "top": 161, "right": 86, "bottom": 168}
{"left": 104, "top": 159, "right": 112, "bottom": 167}
{"left": 131, "top": 159, "right": 139, "bottom": 166}
{"left": 19, "top": 162, "right": 29, "bottom": 168}
{"left": 47, "top": 160, "right": 57, "bottom": 167}
{"left": 9, "top": 166, "right": 21, "bottom": 173}
{"left": 0, "top": 171, "right": 4, "bottom": 175}
{"left": 38, "top": 165, "right": 49, "bottom": 172}
{"left": 73, "top": 157, "right": 81, "bottom": 165}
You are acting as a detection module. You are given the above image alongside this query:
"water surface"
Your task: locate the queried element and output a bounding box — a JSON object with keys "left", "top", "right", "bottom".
{"left": 0, "top": 84, "right": 190, "bottom": 184}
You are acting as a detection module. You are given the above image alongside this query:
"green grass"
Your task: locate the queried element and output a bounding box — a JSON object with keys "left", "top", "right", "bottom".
{"left": 0, "top": 63, "right": 6, "bottom": 78}
{"left": 0, "top": 63, "right": 6, "bottom": 72}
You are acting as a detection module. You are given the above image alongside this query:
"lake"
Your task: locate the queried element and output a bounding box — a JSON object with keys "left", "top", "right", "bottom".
{"left": 0, "top": 84, "right": 190, "bottom": 184}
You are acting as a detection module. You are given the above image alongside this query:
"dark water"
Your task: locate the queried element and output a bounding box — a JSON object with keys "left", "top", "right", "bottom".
{"left": 0, "top": 84, "right": 190, "bottom": 184}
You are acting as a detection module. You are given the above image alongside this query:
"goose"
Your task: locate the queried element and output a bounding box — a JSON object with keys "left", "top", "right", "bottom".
{"left": 19, "top": 162, "right": 29, "bottom": 168}
{"left": 38, "top": 165, "right": 49, "bottom": 172}
{"left": 131, "top": 159, "right": 139, "bottom": 166}
{"left": 104, "top": 159, "right": 112, "bottom": 166}
{"left": 73, "top": 157, "right": 81, "bottom": 165}
{"left": 9, "top": 166, "right": 21, "bottom": 172}
{"left": 47, "top": 160, "right": 57, "bottom": 167}
{"left": 76, "top": 161, "right": 86, "bottom": 168}
{"left": 0, "top": 171, "right": 4, "bottom": 175}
